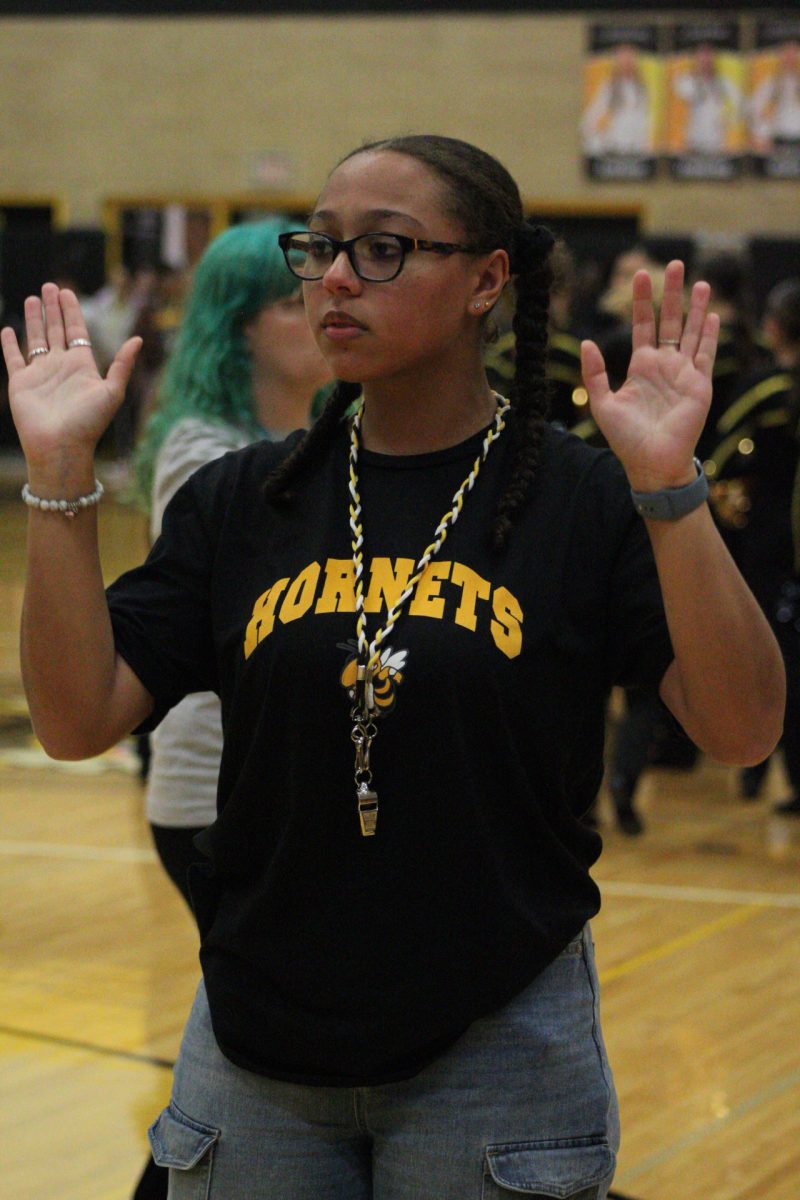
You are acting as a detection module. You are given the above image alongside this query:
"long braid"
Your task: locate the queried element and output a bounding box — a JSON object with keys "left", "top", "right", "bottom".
{"left": 492, "top": 227, "right": 554, "bottom": 553}
{"left": 263, "top": 380, "right": 361, "bottom": 504}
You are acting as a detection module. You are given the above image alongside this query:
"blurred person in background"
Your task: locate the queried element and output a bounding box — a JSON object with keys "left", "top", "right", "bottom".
{"left": 82, "top": 264, "right": 157, "bottom": 373}
{"left": 485, "top": 239, "right": 603, "bottom": 444}
{"left": 568, "top": 244, "right": 656, "bottom": 346}
{"left": 595, "top": 252, "right": 701, "bottom": 835}
{"left": 124, "top": 262, "right": 190, "bottom": 459}
{"left": 706, "top": 278, "right": 800, "bottom": 811}
{"left": 596, "top": 245, "right": 665, "bottom": 337}
{"left": 129, "top": 216, "right": 331, "bottom": 1200}
{"left": 82, "top": 263, "right": 160, "bottom": 463}
{"left": 692, "top": 251, "right": 771, "bottom": 461}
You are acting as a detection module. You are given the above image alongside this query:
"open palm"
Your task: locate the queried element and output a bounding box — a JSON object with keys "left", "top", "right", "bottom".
{"left": 0, "top": 283, "right": 141, "bottom": 468}
{"left": 580, "top": 261, "right": 719, "bottom": 492}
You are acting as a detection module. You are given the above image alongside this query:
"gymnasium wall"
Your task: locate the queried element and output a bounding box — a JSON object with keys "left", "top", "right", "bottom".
{"left": 1, "top": 11, "right": 798, "bottom": 235}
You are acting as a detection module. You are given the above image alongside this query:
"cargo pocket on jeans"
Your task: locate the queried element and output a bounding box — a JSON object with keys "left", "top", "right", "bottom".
{"left": 148, "top": 1100, "right": 220, "bottom": 1195}
{"left": 482, "top": 1136, "right": 615, "bottom": 1198}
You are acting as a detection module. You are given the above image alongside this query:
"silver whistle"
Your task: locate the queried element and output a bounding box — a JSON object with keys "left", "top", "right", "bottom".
{"left": 357, "top": 783, "right": 379, "bottom": 837}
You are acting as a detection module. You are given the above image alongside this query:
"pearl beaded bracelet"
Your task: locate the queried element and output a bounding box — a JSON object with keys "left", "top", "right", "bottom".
{"left": 21, "top": 479, "right": 105, "bottom": 519}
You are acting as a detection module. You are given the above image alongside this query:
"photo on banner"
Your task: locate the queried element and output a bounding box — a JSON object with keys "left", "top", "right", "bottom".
{"left": 581, "top": 24, "right": 663, "bottom": 181}
{"left": 665, "top": 20, "right": 747, "bottom": 180}
{"left": 748, "top": 16, "right": 800, "bottom": 179}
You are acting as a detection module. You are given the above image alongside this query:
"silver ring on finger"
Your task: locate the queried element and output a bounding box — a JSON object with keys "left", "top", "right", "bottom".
{"left": 27, "top": 346, "right": 50, "bottom": 361}
{"left": 658, "top": 338, "right": 681, "bottom": 347}
{"left": 67, "top": 338, "right": 92, "bottom": 350}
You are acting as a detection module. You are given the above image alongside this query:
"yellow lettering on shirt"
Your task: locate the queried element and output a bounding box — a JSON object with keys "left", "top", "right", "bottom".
{"left": 279, "top": 562, "right": 321, "bottom": 624}
{"left": 243, "top": 579, "right": 289, "bottom": 659}
{"left": 364, "top": 557, "right": 416, "bottom": 613}
{"left": 315, "top": 559, "right": 356, "bottom": 614}
{"left": 490, "top": 587, "right": 524, "bottom": 659}
{"left": 408, "top": 561, "right": 451, "bottom": 619}
{"left": 243, "top": 558, "right": 524, "bottom": 659}
{"left": 451, "top": 563, "right": 492, "bottom": 632}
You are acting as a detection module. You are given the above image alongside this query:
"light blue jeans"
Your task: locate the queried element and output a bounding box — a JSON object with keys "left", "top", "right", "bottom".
{"left": 149, "top": 925, "right": 619, "bottom": 1199}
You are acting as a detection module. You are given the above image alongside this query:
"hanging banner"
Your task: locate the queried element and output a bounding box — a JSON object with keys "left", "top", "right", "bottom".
{"left": 665, "top": 20, "right": 747, "bottom": 180}
{"left": 581, "top": 24, "right": 662, "bottom": 180}
{"left": 748, "top": 17, "right": 800, "bottom": 179}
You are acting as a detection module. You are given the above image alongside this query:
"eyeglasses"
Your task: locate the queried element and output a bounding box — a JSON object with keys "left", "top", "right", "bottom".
{"left": 278, "top": 230, "right": 484, "bottom": 283}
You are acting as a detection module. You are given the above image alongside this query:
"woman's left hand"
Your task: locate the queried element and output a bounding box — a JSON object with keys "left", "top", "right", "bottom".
{"left": 580, "top": 260, "right": 720, "bottom": 492}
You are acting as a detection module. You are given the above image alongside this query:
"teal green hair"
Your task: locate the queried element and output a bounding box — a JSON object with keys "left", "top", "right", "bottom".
{"left": 133, "top": 215, "right": 301, "bottom": 508}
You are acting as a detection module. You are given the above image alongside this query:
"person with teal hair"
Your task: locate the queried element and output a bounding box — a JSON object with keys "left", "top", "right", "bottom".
{"left": 130, "top": 215, "right": 330, "bottom": 1200}
{"left": 134, "top": 216, "right": 330, "bottom": 505}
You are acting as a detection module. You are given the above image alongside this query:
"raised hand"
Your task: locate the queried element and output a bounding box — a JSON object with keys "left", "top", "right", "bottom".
{"left": 0, "top": 283, "right": 141, "bottom": 474}
{"left": 580, "top": 260, "right": 719, "bottom": 492}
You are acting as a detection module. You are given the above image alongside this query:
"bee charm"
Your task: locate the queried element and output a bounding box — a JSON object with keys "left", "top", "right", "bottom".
{"left": 339, "top": 644, "right": 408, "bottom": 838}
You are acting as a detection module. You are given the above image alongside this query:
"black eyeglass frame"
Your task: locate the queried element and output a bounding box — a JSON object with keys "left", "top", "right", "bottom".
{"left": 277, "top": 230, "right": 486, "bottom": 282}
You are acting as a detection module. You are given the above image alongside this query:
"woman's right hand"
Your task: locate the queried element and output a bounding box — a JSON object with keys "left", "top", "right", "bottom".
{"left": 0, "top": 283, "right": 142, "bottom": 484}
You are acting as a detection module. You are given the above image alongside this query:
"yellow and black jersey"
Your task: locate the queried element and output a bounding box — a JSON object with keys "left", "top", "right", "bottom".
{"left": 704, "top": 367, "right": 795, "bottom": 486}
{"left": 695, "top": 322, "right": 773, "bottom": 461}
{"left": 484, "top": 328, "right": 604, "bottom": 447}
{"left": 704, "top": 365, "right": 798, "bottom": 609}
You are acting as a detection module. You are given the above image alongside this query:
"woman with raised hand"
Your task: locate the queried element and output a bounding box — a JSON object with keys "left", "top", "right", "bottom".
{"left": 2, "top": 135, "right": 783, "bottom": 1200}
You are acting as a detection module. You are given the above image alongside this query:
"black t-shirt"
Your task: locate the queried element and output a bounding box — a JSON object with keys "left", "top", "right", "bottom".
{"left": 107, "top": 417, "right": 673, "bottom": 1085}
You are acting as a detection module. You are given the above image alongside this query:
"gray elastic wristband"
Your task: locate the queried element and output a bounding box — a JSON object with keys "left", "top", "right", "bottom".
{"left": 630, "top": 458, "right": 709, "bottom": 521}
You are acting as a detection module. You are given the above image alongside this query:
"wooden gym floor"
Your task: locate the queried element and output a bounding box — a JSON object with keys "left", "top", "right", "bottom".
{"left": 1, "top": 470, "right": 798, "bottom": 1200}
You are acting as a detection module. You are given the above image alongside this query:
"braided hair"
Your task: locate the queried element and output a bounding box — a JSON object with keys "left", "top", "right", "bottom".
{"left": 263, "top": 135, "right": 554, "bottom": 550}
{"left": 263, "top": 378, "right": 360, "bottom": 506}
{"left": 494, "top": 222, "right": 554, "bottom": 551}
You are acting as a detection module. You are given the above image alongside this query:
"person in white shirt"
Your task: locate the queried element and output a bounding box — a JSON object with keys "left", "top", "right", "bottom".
{"left": 750, "top": 40, "right": 800, "bottom": 151}
{"left": 582, "top": 44, "right": 652, "bottom": 156}
{"left": 672, "top": 44, "right": 742, "bottom": 154}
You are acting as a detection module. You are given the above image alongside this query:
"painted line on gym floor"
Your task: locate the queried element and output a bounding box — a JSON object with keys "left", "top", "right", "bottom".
{"left": 597, "top": 878, "right": 800, "bottom": 910}
{"left": 0, "top": 839, "right": 157, "bottom": 864}
{"left": 616, "top": 1066, "right": 800, "bottom": 1187}
{"left": 598, "top": 904, "right": 764, "bottom": 985}
{"left": 0, "top": 1023, "right": 174, "bottom": 1070}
